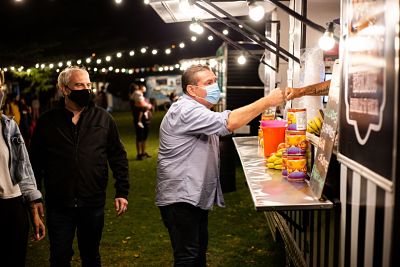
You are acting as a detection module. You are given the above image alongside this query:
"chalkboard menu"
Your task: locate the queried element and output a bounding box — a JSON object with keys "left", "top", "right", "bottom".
{"left": 338, "top": 0, "right": 396, "bottom": 181}
{"left": 310, "top": 61, "right": 340, "bottom": 199}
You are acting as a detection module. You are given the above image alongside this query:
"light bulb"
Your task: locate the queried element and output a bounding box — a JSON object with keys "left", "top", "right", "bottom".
{"left": 248, "top": 2, "right": 265, "bottom": 22}
{"left": 237, "top": 55, "right": 246, "bottom": 65}
{"left": 318, "top": 32, "right": 335, "bottom": 51}
{"left": 319, "top": 22, "right": 336, "bottom": 51}
{"left": 189, "top": 22, "right": 204, "bottom": 34}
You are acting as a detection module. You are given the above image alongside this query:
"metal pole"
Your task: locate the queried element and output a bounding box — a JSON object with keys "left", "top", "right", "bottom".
{"left": 201, "top": 22, "right": 277, "bottom": 71}
{"left": 196, "top": 0, "right": 300, "bottom": 63}
{"left": 267, "top": 0, "right": 326, "bottom": 33}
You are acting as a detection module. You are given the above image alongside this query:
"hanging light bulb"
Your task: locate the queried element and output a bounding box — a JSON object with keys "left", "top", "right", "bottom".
{"left": 189, "top": 20, "right": 204, "bottom": 34}
{"left": 237, "top": 54, "right": 246, "bottom": 65}
{"left": 248, "top": 1, "right": 265, "bottom": 22}
{"left": 143, "top": 0, "right": 150, "bottom": 4}
{"left": 319, "top": 22, "right": 336, "bottom": 51}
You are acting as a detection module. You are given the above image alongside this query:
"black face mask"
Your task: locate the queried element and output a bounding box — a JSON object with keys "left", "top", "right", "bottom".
{"left": 67, "top": 89, "right": 92, "bottom": 108}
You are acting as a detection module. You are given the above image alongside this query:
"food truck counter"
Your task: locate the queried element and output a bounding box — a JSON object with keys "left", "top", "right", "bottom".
{"left": 233, "top": 136, "right": 340, "bottom": 267}
{"left": 232, "top": 136, "right": 333, "bottom": 211}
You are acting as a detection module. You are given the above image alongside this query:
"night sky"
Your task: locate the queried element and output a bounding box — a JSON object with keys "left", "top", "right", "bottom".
{"left": 0, "top": 0, "right": 225, "bottom": 68}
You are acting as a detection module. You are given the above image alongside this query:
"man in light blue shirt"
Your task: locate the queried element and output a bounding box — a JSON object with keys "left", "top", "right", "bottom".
{"left": 156, "top": 64, "right": 285, "bottom": 266}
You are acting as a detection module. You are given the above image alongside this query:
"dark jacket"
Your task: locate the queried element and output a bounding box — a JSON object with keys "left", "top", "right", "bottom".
{"left": 30, "top": 102, "right": 129, "bottom": 208}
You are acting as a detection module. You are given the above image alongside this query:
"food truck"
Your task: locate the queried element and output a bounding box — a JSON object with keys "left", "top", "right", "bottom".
{"left": 148, "top": 0, "right": 399, "bottom": 266}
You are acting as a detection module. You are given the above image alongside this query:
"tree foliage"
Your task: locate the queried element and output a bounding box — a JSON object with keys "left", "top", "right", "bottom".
{"left": 12, "top": 69, "right": 56, "bottom": 94}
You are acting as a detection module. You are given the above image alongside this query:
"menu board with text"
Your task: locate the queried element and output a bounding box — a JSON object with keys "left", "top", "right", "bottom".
{"left": 338, "top": 0, "right": 397, "bottom": 181}
{"left": 310, "top": 61, "right": 340, "bottom": 199}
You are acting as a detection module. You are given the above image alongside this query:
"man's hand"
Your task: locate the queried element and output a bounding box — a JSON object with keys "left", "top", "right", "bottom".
{"left": 30, "top": 202, "right": 46, "bottom": 241}
{"left": 115, "top": 198, "right": 128, "bottom": 217}
{"left": 266, "top": 88, "right": 286, "bottom": 106}
{"left": 285, "top": 87, "right": 302, "bottom": 100}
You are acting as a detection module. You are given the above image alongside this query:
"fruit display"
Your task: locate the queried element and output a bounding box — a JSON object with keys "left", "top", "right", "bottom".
{"left": 306, "top": 110, "right": 324, "bottom": 136}
{"left": 266, "top": 146, "right": 286, "bottom": 170}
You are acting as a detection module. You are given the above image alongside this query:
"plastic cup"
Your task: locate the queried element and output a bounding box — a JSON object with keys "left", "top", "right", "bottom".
{"left": 261, "top": 120, "right": 287, "bottom": 157}
{"left": 260, "top": 120, "right": 287, "bottom": 128}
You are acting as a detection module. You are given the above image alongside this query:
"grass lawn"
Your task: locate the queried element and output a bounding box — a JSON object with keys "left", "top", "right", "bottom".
{"left": 26, "top": 110, "right": 285, "bottom": 266}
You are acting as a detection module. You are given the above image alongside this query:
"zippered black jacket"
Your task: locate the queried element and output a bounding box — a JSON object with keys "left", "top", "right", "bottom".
{"left": 30, "top": 102, "right": 129, "bottom": 208}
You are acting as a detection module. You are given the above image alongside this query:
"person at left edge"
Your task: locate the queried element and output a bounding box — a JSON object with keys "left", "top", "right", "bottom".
{"left": 0, "top": 71, "right": 45, "bottom": 267}
{"left": 30, "top": 66, "right": 130, "bottom": 267}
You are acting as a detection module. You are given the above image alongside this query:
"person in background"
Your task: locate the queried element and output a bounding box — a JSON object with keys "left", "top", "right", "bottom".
{"left": 132, "top": 84, "right": 152, "bottom": 160}
{"left": 169, "top": 90, "right": 179, "bottom": 103}
{"left": 285, "top": 80, "right": 331, "bottom": 100}
{"left": 19, "top": 97, "right": 32, "bottom": 146}
{"left": 95, "top": 85, "right": 108, "bottom": 110}
{"left": 4, "top": 94, "right": 21, "bottom": 125}
{"left": 133, "top": 84, "right": 152, "bottom": 129}
{"left": 30, "top": 66, "right": 130, "bottom": 267}
{"left": 31, "top": 94, "right": 41, "bottom": 121}
{"left": 156, "top": 64, "right": 285, "bottom": 266}
{"left": 0, "top": 72, "right": 45, "bottom": 267}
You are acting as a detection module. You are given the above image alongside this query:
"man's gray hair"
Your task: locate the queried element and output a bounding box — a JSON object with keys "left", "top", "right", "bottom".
{"left": 57, "top": 66, "right": 87, "bottom": 88}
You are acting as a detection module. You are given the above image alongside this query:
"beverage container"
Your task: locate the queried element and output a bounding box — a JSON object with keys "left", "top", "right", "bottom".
{"left": 287, "top": 108, "right": 307, "bottom": 130}
{"left": 285, "top": 130, "right": 308, "bottom": 155}
{"left": 286, "top": 155, "right": 307, "bottom": 182}
{"left": 261, "top": 120, "right": 286, "bottom": 157}
{"left": 261, "top": 108, "right": 275, "bottom": 121}
{"left": 258, "top": 127, "right": 264, "bottom": 148}
{"left": 282, "top": 152, "right": 288, "bottom": 177}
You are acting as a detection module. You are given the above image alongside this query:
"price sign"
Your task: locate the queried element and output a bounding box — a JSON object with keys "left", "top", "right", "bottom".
{"left": 310, "top": 61, "right": 340, "bottom": 199}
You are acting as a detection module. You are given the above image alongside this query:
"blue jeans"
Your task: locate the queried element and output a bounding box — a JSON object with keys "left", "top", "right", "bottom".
{"left": 46, "top": 206, "right": 104, "bottom": 267}
{"left": 159, "top": 202, "right": 209, "bottom": 267}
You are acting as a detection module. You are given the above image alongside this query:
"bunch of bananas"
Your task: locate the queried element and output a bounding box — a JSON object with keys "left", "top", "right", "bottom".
{"left": 306, "top": 110, "right": 324, "bottom": 136}
{"left": 266, "top": 148, "right": 286, "bottom": 170}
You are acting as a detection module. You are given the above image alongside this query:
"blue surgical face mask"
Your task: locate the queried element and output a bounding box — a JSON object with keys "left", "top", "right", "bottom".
{"left": 203, "top": 83, "right": 221, "bottom": 104}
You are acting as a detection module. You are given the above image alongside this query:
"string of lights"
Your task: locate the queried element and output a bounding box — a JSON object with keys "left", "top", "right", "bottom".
{"left": 0, "top": 31, "right": 227, "bottom": 75}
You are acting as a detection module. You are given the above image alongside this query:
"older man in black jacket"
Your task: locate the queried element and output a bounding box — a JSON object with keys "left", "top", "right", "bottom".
{"left": 30, "top": 66, "right": 129, "bottom": 267}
